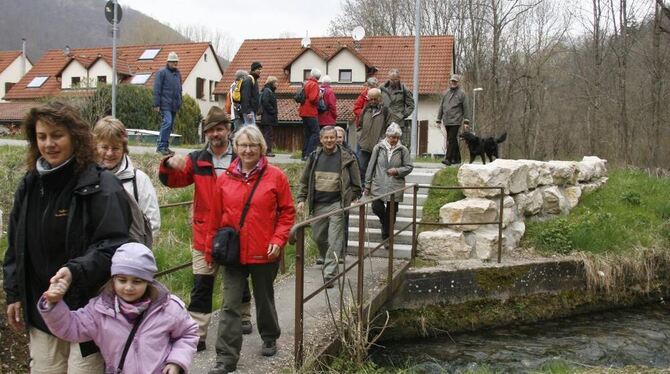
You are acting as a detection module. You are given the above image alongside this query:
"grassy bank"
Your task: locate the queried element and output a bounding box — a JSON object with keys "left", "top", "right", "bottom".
{"left": 419, "top": 166, "right": 464, "bottom": 228}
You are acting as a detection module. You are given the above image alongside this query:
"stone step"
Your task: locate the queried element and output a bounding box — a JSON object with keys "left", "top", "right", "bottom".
{"left": 347, "top": 227, "right": 413, "bottom": 245}
{"left": 348, "top": 215, "right": 414, "bottom": 230}
{"left": 345, "top": 241, "right": 413, "bottom": 259}
{"left": 406, "top": 171, "right": 438, "bottom": 185}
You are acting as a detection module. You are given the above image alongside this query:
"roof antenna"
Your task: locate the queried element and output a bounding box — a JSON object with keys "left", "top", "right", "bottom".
{"left": 301, "top": 31, "right": 311, "bottom": 48}
{"left": 63, "top": 45, "right": 71, "bottom": 56}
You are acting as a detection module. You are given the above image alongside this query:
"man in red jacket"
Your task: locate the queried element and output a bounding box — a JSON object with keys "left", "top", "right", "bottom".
{"left": 353, "top": 77, "right": 379, "bottom": 128}
{"left": 158, "top": 107, "right": 253, "bottom": 352}
{"left": 317, "top": 75, "right": 337, "bottom": 127}
{"left": 299, "top": 68, "right": 321, "bottom": 160}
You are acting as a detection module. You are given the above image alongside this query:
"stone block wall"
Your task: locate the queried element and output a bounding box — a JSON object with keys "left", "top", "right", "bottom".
{"left": 419, "top": 156, "right": 608, "bottom": 261}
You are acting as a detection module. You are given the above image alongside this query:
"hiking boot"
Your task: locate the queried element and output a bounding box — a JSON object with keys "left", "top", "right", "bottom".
{"left": 197, "top": 341, "right": 206, "bottom": 352}
{"left": 262, "top": 340, "right": 277, "bottom": 357}
{"left": 324, "top": 277, "right": 335, "bottom": 289}
{"left": 315, "top": 258, "right": 324, "bottom": 265}
{"left": 241, "top": 320, "right": 253, "bottom": 335}
{"left": 208, "top": 362, "right": 236, "bottom": 374}
{"left": 441, "top": 159, "right": 451, "bottom": 166}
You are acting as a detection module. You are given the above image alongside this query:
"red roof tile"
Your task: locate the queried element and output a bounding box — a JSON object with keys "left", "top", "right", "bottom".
{"left": 4, "top": 42, "right": 217, "bottom": 100}
{"left": 0, "top": 51, "right": 25, "bottom": 74}
{"left": 276, "top": 97, "right": 355, "bottom": 122}
{"left": 216, "top": 35, "right": 454, "bottom": 96}
{"left": 0, "top": 101, "right": 38, "bottom": 122}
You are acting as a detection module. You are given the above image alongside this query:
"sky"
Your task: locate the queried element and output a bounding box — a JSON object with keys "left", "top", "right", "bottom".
{"left": 123, "top": 0, "right": 344, "bottom": 56}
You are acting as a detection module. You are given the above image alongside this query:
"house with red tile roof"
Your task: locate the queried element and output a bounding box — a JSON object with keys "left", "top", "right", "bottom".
{"left": 215, "top": 35, "right": 455, "bottom": 154}
{"left": 0, "top": 50, "right": 32, "bottom": 103}
{"left": 3, "top": 42, "right": 223, "bottom": 118}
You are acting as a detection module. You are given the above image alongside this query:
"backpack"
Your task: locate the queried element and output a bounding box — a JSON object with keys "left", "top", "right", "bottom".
{"left": 231, "top": 75, "right": 254, "bottom": 103}
{"left": 294, "top": 85, "right": 306, "bottom": 104}
{"left": 125, "top": 170, "right": 153, "bottom": 248}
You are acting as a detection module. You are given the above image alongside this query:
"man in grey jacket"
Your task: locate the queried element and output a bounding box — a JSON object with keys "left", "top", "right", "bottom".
{"left": 436, "top": 74, "right": 470, "bottom": 166}
{"left": 380, "top": 69, "right": 415, "bottom": 131}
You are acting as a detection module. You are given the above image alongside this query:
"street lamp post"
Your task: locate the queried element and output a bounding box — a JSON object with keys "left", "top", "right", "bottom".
{"left": 472, "top": 87, "right": 483, "bottom": 133}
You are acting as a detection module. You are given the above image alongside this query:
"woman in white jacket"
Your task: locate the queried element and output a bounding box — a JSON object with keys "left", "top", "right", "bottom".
{"left": 93, "top": 117, "right": 161, "bottom": 238}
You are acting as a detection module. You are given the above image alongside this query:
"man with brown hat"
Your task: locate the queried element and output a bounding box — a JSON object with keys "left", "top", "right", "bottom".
{"left": 159, "top": 106, "right": 254, "bottom": 352}
{"left": 436, "top": 73, "right": 470, "bottom": 166}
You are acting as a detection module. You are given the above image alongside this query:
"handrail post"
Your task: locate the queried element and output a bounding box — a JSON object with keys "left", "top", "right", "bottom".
{"left": 411, "top": 184, "right": 418, "bottom": 259}
{"left": 498, "top": 188, "right": 504, "bottom": 263}
{"left": 294, "top": 227, "right": 305, "bottom": 369}
{"left": 387, "top": 193, "right": 396, "bottom": 298}
{"left": 357, "top": 203, "right": 365, "bottom": 318}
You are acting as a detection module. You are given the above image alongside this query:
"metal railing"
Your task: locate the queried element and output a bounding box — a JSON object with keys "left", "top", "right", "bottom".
{"left": 289, "top": 183, "right": 505, "bottom": 369}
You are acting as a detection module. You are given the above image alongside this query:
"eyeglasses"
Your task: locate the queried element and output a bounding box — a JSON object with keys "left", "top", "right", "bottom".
{"left": 98, "top": 145, "right": 123, "bottom": 154}
{"left": 237, "top": 143, "right": 260, "bottom": 150}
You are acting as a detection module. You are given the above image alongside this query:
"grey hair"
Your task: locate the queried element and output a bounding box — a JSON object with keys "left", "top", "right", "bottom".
{"left": 367, "top": 87, "right": 381, "bottom": 98}
{"left": 366, "top": 77, "right": 379, "bottom": 87}
{"left": 386, "top": 122, "right": 402, "bottom": 137}
{"left": 310, "top": 68, "right": 322, "bottom": 79}
{"left": 233, "top": 125, "right": 267, "bottom": 155}
{"left": 234, "top": 70, "right": 248, "bottom": 79}
{"left": 388, "top": 69, "right": 400, "bottom": 78}
{"left": 334, "top": 126, "right": 346, "bottom": 136}
{"left": 320, "top": 75, "right": 331, "bottom": 83}
{"left": 319, "top": 125, "right": 338, "bottom": 137}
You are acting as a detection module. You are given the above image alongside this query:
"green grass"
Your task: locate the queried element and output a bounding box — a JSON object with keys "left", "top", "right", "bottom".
{"left": 523, "top": 169, "right": 670, "bottom": 255}
{"left": 419, "top": 167, "right": 465, "bottom": 229}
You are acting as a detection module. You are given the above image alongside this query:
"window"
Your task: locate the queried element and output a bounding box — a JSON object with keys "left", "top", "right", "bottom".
{"left": 97, "top": 76, "right": 107, "bottom": 84}
{"left": 339, "top": 69, "right": 352, "bottom": 83}
{"left": 5, "top": 82, "right": 15, "bottom": 93}
{"left": 27, "top": 76, "right": 48, "bottom": 88}
{"left": 303, "top": 69, "right": 311, "bottom": 81}
{"left": 71, "top": 77, "right": 81, "bottom": 87}
{"left": 139, "top": 48, "right": 161, "bottom": 60}
{"left": 130, "top": 73, "right": 151, "bottom": 85}
{"left": 204, "top": 53, "right": 208, "bottom": 62}
{"left": 196, "top": 78, "right": 205, "bottom": 99}
{"left": 209, "top": 80, "right": 215, "bottom": 101}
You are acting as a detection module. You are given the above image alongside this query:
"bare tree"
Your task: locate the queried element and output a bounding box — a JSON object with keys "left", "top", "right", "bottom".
{"left": 174, "top": 24, "right": 235, "bottom": 60}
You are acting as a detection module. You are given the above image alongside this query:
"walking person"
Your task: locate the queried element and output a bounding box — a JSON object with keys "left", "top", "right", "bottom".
{"left": 159, "top": 107, "right": 254, "bottom": 352}
{"left": 297, "top": 126, "right": 361, "bottom": 286}
{"left": 356, "top": 87, "right": 390, "bottom": 182}
{"left": 39, "top": 243, "right": 199, "bottom": 374}
{"left": 364, "top": 123, "right": 414, "bottom": 248}
{"left": 153, "top": 52, "right": 182, "bottom": 156}
{"left": 436, "top": 74, "right": 470, "bottom": 166}
{"left": 240, "top": 62, "right": 263, "bottom": 126}
{"left": 3, "top": 101, "right": 131, "bottom": 373}
{"left": 380, "top": 69, "right": 415, "bottom": 136}
{"left": 93, "top": 116, "right": 161, "bottom": 240}
{"left": 226, "top": 70, "right": 249, "bottom": 131}
{"left": 207, "top": 125, "right": 296, "bottom": 374}
{"left": 317, "top": 75, "right": 337, "bottom": 128}
{"left": 353, "top": 77, "right": 379, "bottom": 128}
{"left": 259, "top": 75, "right": 278, "bottom": 157}
{"left": 299, "top": 68, "right": 321, "bottom": 160}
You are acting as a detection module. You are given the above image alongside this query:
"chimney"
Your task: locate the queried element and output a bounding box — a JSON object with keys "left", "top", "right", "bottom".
{"left": 21, "top": 38, "right": 27, "bottom": 77}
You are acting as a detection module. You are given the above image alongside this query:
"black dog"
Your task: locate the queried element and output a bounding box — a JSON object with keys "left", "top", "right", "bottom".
{"left": 459, "top": 131, "right": 507, "bottom": 164}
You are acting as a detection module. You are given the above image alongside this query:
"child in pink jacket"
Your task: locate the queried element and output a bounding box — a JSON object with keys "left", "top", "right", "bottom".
{"left": 39, "top": 243, "right": 198, "bottom": 374}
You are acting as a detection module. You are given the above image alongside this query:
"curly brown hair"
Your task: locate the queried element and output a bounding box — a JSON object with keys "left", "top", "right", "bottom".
{"left": 22, "top": 101, "right": 96, "bottom": 172}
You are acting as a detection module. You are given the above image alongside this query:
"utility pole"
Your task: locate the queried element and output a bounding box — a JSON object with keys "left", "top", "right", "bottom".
{"left": 111, "top": 0, "right": 118, "bottom": 118}
{"left": 410, "top": 0, "right": 421, "bottom": 157}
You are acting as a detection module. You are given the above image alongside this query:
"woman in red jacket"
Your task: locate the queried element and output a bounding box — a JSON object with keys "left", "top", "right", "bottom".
{"left": 206, "top": 125, "right": 296, "bottom": 374}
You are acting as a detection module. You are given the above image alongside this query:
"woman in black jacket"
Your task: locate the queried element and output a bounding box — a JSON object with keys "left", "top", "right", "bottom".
{"left": 259, "top": 75, "right": 278, "bottom": 156}
{"left": 3, "top": 101, "right": 131, "bottom": 372}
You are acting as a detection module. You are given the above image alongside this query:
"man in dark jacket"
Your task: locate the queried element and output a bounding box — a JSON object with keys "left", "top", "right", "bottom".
{"left": 159, "top": 107, "right": 253, "bottom": 351}
{"left": 436, "top": 74, "right": 470, "bottom": 166}
{"left": 240, "top": 61, "right": 263, "bottom": 126}
{"left": 380, "top": 69, "right": 415, "bottom": 134}
{"left": 296, "top": 126, "right": 361, "bottom": 287}
{"left": 259, "top": 75, "right": 278, "bottom": 157}
{"left": 153, "top": 51, "right": 183, "bottom": 156}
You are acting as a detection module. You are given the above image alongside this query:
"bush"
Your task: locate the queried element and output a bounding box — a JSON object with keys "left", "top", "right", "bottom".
{"left": 173, "top": 95, "right": 201, "bottom": 144}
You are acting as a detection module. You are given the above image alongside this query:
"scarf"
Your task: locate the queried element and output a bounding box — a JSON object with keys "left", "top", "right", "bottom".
{"left": 115, "top": 295, "right": 151, "bottom": 323}
{"left": 36, "top": 156, "right": 74, "bottom": 176}
{"left": 382, "top": 139, "right": 399, "bottom": 163}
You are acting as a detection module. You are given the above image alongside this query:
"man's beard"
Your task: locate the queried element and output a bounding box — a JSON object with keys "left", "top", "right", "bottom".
{"left": 209, "top": 137, "right": 227, "bottom": 148}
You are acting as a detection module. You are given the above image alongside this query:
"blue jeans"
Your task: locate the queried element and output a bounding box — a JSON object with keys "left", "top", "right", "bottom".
{"left": 302, "top": 117, "right": 319, "bottom": 158}
{"left": 356, "top": 146, "right": 372, "bottom": 183}
{"left": 158, "top": 110, "right": 176, "bottom": 150}
{"left": 242, "top": 112, "right": 256, "bottom": 126}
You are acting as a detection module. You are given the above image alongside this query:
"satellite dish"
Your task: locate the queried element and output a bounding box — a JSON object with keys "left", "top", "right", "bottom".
{"left": 352, "top": 26, "right": 366, "bottom": 41}
{"left": 301, "top": 36, "right": 311, "bottom": 48}
{"left": 63, "top": 45, "right": 71, "bottom": 56}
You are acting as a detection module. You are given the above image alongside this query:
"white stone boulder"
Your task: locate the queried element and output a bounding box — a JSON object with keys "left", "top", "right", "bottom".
{"left": 562, "top": 186, "right": 582, "bottom": 209}
{"left": 582, "top": 156, "right": 608, "bottom": 179}
{"left": 541, "top": 186, "right": 571, "bottom": 215}
{"left": 489, "top": 159, "right": 529, "bottom": 194}
{"left": 418, "top": 229, "right": 472, "bottom": 260}
{"left": 464, "top": 226, "right": 504, "bottom": 260}
{"left": 518, "top": 159, "right": 553, "bottom": 188}
{"left": 458, "top": 164, "right": 506, "bottom": 198}
{"left": 503, "top": 221, "right": 526, "bottom": 251}
{"left": 576, "top": 160, "right": 595, "bottom": 182}
{"left": 580, "top": 177, "right": 609, "bottom": 194}
{"left": 440, "top": 198, "right": 498, "bottom": 231}
{"left": 513, "top": 189, "right": 544, "bottom": 217}
{"left": 547, "top": 161, "right": 579, "bottom": 185}
{"left": 489, "top": 195, "right": 520, "bottom": 228}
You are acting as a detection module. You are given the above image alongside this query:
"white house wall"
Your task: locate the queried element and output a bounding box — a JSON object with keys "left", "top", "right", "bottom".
{"left": 328, "top": 50, "right": 365, "bottom": 83}
{"left": 88, "top": 60, "right": 113, "bottom": 87}
{"left": 290, "top": 51, "right": 327, "bottom": 83}
{"left": 0, "top": 56, "right": 32, "bottom": 102}
{"left": 418, "top": 97, "right": 447, "bottom": 155}
{"left": 182, "top": 46, "right": 223, "bottom": 117}
{"left": 61, "top": 60, "right": 88, "bottom": 89}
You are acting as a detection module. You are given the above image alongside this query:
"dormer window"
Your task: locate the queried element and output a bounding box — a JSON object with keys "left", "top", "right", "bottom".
{"left": 338, "top": 69, "right": 352, "bottom": 83}
{"left": 130, "top": 73, "right": 152, "bottom": 84}
{"left": 71, "top": 77, "right": 81, "bottom": 87}
{"left": 139, "top": 48, "right": 161, "bottom": 60}
{"left": 27, "top": 76, "right": 48, "bottom": 88}
{"left": 303, "top": 69, "right": 311, "bottom": 81}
